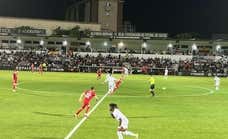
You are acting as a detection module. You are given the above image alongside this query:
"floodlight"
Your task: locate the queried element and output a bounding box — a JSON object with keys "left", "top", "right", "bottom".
{"left": 142, "top": 42, "right": 147, "bottom": 48}
{"left": 40, "top": 40, "right": 44, "bottom": 46}
{"left": 118, "top": 41, "right": 124, "bottom": 48}
{"left": 63, "top": 40, "right": 68, "bottom": 46}
{"left": 216, "top": 45, "right": 221, "bottom": 52}
{"left": 17, "top": 39, "right": 22, "bottom": 44}
{"left": 104, "top": 41, "right": 108, "bottom": 47}
{"left": 192, "top": 43, "right": 197, "bottom": 51}
{"left": 168, "top": 43, "right": 173, "bottom": 48}
{"left": 86, "top": 41, "right": 91, "bottom": 46}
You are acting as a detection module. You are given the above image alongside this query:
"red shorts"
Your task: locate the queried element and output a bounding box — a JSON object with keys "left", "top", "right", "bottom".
{"left": 82, "top": 101, "right": 90, "bottom": 109}
{"left": 116, "top": 81, "right": 121, "bottom": 88}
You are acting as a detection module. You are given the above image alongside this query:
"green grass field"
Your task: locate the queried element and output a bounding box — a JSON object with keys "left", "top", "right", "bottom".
{"left": 0, "top": 71, "right": 228, "bottom": 139}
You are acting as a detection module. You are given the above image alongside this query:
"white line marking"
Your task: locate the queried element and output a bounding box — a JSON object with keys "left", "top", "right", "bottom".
{"left": 64, "top": 91, "right": 110, "bottom": 139}
{"left": 16, "top": 85, "right": 214, "bottom": 98}
{"left": 110, "top": 86, "right": 214, "bottom": 98}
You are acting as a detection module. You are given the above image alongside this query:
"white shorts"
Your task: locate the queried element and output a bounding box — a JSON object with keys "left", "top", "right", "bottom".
{"left": 119, "top": 119, "right": 129, "bottom": 129}
{"left": 109, "top": 84, "right": 115, "bottom": 92}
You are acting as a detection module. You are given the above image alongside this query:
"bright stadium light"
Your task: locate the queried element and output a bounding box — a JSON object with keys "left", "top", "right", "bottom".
{"left": 86, "top": 41, "right": 91, "bottom": 46}
{"left": 118, "top": 41, "right": 124, "bottom": 48}
{"left": 103, "top": 41, "right": 108, "bottom": 47}
{"left": 216, "top": 44, "right": 221, "bottom": 52}
{"left": 168, "top": 43, "right": 173, "bottom": 48}
{"left": 17, "top": 39, "right": 22, "bottom": 44}
{"left": 192, "top": 43, "right": 198, "bottom": 51}
{"left": 40, "top": 40, "right": 44, "bottom": 46}
{"left": 141, "top": 42, "right": 147, "bottom": 48}
{"left": 63, "top": 40, "right": 68, "bottom": 46}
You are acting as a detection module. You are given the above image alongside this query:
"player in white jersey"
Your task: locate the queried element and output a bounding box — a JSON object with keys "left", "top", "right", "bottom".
{"left": 164, "top": 67, "right": 168, "bottom": 79}
{"left": 123, "top": 67, "right": 129, "bottom": 76}
{"left": 105, "top": 73, "right": 117, "bottom": 94}
{"left": 214, "top": 76, "right": 220, "bottom": 91}
{"left": 109, "top": 103, "right": 139, "bottom": 139}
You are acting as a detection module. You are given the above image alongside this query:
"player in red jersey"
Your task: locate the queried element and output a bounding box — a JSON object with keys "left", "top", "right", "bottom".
{"left": 97, "top": 68, "right": 102, "bottom": 80}
{"left": 111, "top": 75, "right": 124, "bottom": 94}
{"left": 31, "top": 63, "right": 35, "bottom": 73}
{"left": 75, "top": 87, "right": 98, "bottom": 118}
{"left": 12, "top": 69, "right": 18, "bottom": 92}
{"left": 39, "top": 64, "right": 43, "bottom": 75}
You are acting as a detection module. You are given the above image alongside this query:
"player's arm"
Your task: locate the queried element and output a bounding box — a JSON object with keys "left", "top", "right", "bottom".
{"left": 95, "top": 95, "right": 99, "bottom": 101}
{"left": 114, "top": 78, "right": 117, "bottom": 81}
{"left": 78, "top": 92, "right": 85, "bottom": 102}
{"left": 110, "top": 113, "right": 115, "bottom": 119}
{"left": 118, "top": 118, "right": 122, "bottom": 127}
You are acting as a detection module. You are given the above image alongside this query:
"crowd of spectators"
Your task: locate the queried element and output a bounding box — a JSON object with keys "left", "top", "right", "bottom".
{"left": 0, "top": 51, "right": 227, "bottom": 76}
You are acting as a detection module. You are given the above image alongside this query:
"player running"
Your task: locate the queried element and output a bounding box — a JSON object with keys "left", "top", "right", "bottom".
{"left": 214, "top": 76, "right": 220, "bottom": 91}
{"left": 75, "top": 87, "right": 98, "bottom": 118}
{"left": 111, "top": 75, "right": 124, "bottom": 94}
{"left": 164, "top": 67, "right": 168, "bottom": 79}
{"left": 105, "top": 73, "right": 117, "bottom": 94}
{"left": 149, "top": 75, "right": 155, "bottom": 96}
{"left": 12, "top": 69, "right": 18, "bottom": 92}
{"left": 122, "top": 66, "right": 129, "bottom": 76}
{"left": 109, "top": 103, "right": 139, "bottom": 139}
{"left": 31, "top": 63, "right": 35, "bottom": 73}
{"left": 97, "top": 68, "right": 102, "bottom": 80}
{"left": 39, "top": 64, "right": 43, "bottom": 75}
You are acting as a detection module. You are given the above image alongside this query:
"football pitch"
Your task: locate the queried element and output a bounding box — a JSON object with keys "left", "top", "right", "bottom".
{"left": 0, "top": 71, "right": 228, "bottom": 139}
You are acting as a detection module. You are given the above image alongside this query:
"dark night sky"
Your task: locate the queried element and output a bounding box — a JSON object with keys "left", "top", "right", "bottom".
{"left": 0, "top": 0, "right": 228, "bottom": 35}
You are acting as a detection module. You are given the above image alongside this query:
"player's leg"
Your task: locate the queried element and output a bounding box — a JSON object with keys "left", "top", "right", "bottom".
{"left": 12, "top": 82, "right": 16, "bottom": 92}
{"left": 117, "top": 131, "right": 123, "bottom": 139}
{"left": 108, "top": 84, "right": 115, "bottom": 94}
{"left": 75, "top": 103, "right": 87, "bottom": 117}
{"left": 119, "top": 124, "right": 138, "bottom": 139}
{"left": 97, "top": 74, "right": 99, "bottom": 80}
{"left": 122, "top": 131, "right": 138, "bottom": 139}
{"left": 75, "top": 107, "right": 83, "bottom": 117}
{"left": 98, "top": 74, "right": 101, "bottom": 80}
{"left": 113, "top": 86, "right": 118, "bottom": 93}
{"left": 150, "top": 85, "right": 155, "bottom": 96}
{"left": 215, "top": 84, "right": 219, "bottom": 91}
{"left": 84, "top": 104, "right": 90, "bottom": 117}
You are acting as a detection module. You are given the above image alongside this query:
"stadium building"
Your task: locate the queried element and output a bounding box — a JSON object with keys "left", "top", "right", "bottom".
{"left": 65, "top": 0, "right": 124, "bottom": 32}
{"left": 0, "top": 11, "right": 227, "bottom": 76}
{"left": 0, "top": 16, "right": 101, "bottom": 35}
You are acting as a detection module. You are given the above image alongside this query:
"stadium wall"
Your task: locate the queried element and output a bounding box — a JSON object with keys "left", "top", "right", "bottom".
{"left": 0, "top": 17, "right": 101, "bottom": 35}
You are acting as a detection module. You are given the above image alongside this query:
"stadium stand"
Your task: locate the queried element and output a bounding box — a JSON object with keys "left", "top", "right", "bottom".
{"left": 0, "top": 50, "right": 227, "bottom": 76}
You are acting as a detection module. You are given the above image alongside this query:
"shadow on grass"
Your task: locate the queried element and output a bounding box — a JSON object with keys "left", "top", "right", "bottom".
{"left": 33, "top": 112, "right": 156, "bottom": 119}
{"left": 33, "top": 112, "right": 72, "bottom": 118}
{"left": 20, "top": 92, "right": 52, "bottom": 97}
{"left": 93, "top": 116, "right": 156, "bottom": 119}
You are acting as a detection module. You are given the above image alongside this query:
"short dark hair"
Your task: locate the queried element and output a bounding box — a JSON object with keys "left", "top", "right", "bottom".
{"left": 109, "top": 68, "right": 113, "bottom": 74}
{"left": 91, "top": 87, "right": 95, "bottom": 90}
{"left": 109, "top": 103, "right": 118, "bottom": 109}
